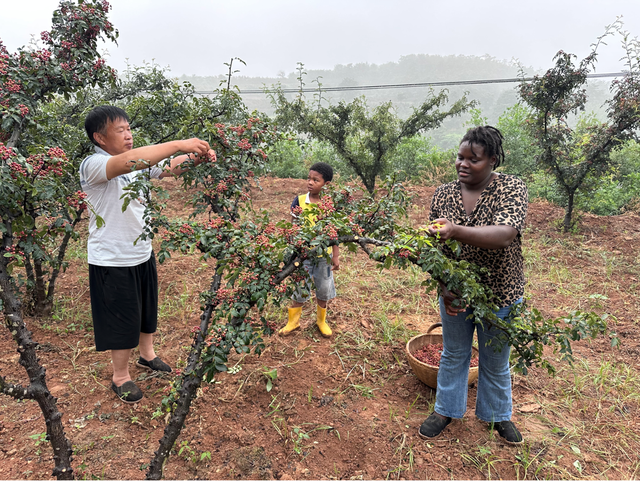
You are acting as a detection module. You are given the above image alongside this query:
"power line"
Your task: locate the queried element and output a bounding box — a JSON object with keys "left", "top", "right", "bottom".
{"left": 193, "top": 72, "right": 626, "bottom": 95}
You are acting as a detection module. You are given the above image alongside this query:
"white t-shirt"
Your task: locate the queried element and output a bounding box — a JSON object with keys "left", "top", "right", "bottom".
{"left": 79, "top": 146, "right": 163, "bottom": 267}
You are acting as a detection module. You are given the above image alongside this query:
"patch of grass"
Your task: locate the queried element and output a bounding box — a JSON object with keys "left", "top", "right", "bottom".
{"left": 371, "top": 313, "right": 418, "bottom": 345}
{"left": 333, "top": 326, "right": 376, "bottom": 352}
{"left": 64, "top": 238, "right": 88, "bottom": 261}
{"left": 460, "top": 444, "right": 506, "bottom": 480}
{"left": 518, "top": 354, "right": 640, "bottom": 479}
{"left": 50, "top": 294, "right": 93, "bottom": 333}
{"left": 513, "top": 442, "right": 547, "bottom": 480}
{"left": 597, "top": 251, "right": 625, "bottom": 280}
{"left": 387, "top": 433, "right": 415, "bottom": 479}
{"left": 158, "top": 280, "right": 195, "bottom": 323}
{"left": 349, "top": 383, "right": 376, "bottom": 398}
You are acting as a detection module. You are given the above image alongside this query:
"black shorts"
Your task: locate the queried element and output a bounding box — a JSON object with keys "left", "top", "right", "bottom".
{"left": 88, "top": 254, "right": 158, "bottom": 351}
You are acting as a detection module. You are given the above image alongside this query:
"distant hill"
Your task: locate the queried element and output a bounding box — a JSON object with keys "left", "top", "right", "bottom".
{"left": 178, "top": 54, "right": 613, "bottom": 149}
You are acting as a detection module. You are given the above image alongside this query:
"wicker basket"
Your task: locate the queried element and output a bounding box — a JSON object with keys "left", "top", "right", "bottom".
{"left": 406, "top": 323, "right": 479, "bottom": 389}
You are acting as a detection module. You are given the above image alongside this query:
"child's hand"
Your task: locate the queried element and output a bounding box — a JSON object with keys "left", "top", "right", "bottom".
{"left": 331, "top": 257, "right": 340, "bottom": 271}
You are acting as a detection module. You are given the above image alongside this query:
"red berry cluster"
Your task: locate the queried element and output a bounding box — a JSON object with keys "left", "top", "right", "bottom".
{"left": 0, "top": 42, "right": 8, "bottom": 75}
{"left": 238, "top": 271, "right": 258, "bottom": 285}
{"left": 93, "top": 58, "right": 106, "bottom": 71}
{"left": 206, "top": 216, "right": 224, "bottom": 229}
{"left": 255, "top": 234, "right": 272, "bottom": 248}
{"left": 273, "top": 283, "right": 287, "bottom": 294}
{"left": 23, "top": 153, "right": 64, "bottom": 178}
{"left": 67, "top": 190, "right": 87, "bottom": 211}
{"left": 0, "top": 143, "right": 15, "bottom": 161}
{"left": 4, "top": 79, "right": 21, "bottom": 93}
{"left": 216, "top": 181, "right": 228, "bottom": 193}
{"left": 9, "top": 162, "right": 27, "bottom": 178}
{"left": 263, "top": 223, "right": 276, "bottom": 235}
{"left": 31, "top": 49, "right": 52, "bottom": 64}
{"left": 246, "top": 117, "right": 260, "bottom": 129}
{"left": 318, "top": 196, "right": 336, "bottom": 215}
{"left": 326, "top": 224, "right": 338, "bottom": 241}
{"left": 178, "top": 223, "right": 194, "bottom": 235}
{"left": 279, "top": 224, "right": 301, "bottom": 244}
{"left": 3, "top": 246, "right": 25, "bottom": 261}
{"left": 47, "top": 147, "right": 67, "bottom": 159}
{"left": 237, "top": 139, "right": 251, "bottom": 151}
{"left": 351, "top": 224, "right": 365, "bottom": 236}
{"left": 215, "top": 287, "right": 240, "bottom": 304}
{"left": 413, "top": 343, "right": 479, "bottom": 368}
{"left": 205, "top": 327, "right": 226, "bottom": 348}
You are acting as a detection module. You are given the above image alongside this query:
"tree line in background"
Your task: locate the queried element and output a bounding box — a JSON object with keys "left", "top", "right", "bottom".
{"left": 179, "top": 52, "right": 614, "bottom": 147}
{"left": 0, "top": 1, "right": 637, "bottom": 478}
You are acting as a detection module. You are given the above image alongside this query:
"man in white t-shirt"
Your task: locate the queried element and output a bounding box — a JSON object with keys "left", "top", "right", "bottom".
{"left": 80, "top": 105, "right": 214, "bottom": 403}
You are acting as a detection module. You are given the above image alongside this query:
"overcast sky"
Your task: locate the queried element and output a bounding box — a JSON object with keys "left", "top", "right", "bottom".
{"left": 2, "top": 0, "right": 639, "bottom": 80}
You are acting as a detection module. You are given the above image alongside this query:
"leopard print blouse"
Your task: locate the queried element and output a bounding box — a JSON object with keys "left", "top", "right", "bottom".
{"left": 429, "top": 173, "right": 528, "bottom": 306}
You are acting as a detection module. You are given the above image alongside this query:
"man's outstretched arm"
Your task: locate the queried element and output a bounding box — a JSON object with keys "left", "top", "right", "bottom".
{"left": 105, "top": 138, "right": 211, "bottom": 180}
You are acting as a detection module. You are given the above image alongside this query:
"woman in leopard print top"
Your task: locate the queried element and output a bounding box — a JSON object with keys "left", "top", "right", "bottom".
{"left": 418, "top": 126, "right": 528, "bottom": 445}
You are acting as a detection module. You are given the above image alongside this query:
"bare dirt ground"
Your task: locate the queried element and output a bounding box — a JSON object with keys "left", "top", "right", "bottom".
{"left": 1, "top": 177, "right": 639, "bottom": 480}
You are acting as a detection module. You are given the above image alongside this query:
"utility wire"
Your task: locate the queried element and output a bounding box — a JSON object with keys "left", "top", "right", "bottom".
{"left": 193, "top": 72, "right": 626, "bottom": 95}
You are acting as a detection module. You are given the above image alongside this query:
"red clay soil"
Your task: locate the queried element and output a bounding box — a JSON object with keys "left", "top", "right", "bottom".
{"left": 0, "top": 177, "right": 638, "bottom": 480}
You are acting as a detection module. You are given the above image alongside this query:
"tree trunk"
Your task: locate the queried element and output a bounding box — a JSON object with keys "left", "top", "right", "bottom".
{"left": 24, "top": 214, "right": 82, "bottom": 318}
{"left": 6, "top": 122, "right": 24, "bottom": 149}
{"left": 146, "top": 273, "right": 222, "bottom": 480}
{"left": 563, "top": 191, "right": 575, "bottom": 232}
{"left": 43, "top": 215, "right": 83, "bottom": 317}
{"left": 0, "top": 256, "right": 74, "bottom": 479}
{"left": 31, "top": 257, "right": 52, "bottom": 317}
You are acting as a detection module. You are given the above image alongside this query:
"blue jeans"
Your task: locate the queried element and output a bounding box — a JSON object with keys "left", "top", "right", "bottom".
{"left": 291, "top": 257, "right": 336, "bottom": 303}
{"left": 434, "top": 297, "right": 522, "bottom": 422}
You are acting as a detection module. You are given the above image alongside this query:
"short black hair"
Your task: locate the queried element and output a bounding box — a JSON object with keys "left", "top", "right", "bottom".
{"left": 460, "top": 125, "right": 505, "bottom": 168}
{"left": 85, "top": 105, "right": 130, "bottom": 146}
{"left": 309, "top": 162, "right": 333, "bottom": 182}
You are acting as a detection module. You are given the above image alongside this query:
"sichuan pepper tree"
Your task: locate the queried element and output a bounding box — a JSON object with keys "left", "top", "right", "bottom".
{"left": 518, "top": 21, "right": 640, "bottom": 231}
{"left": 0, "top": 0, "right": 118, "bottom": 316}
{"left": 0, "top": 1, "right": 117, "bottom": 478}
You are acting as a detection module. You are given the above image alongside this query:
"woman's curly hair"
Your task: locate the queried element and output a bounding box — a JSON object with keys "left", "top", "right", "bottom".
{"left": 460, "top": 125, "right": 505, "bottom": 168}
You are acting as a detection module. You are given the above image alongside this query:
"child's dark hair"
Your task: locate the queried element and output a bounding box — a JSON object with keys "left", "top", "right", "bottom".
{"left": 460, "top": 125, "right": 505, "bottom": 168}
{"left": 309, "top": 162, "right": 333, "bottom": 182}
{"left": 85, "top": 105, "right": 130, "bottom": 146}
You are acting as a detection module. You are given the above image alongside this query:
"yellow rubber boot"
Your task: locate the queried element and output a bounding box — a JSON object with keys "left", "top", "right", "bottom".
{"left": 316, "top": 305, "right": 332, "bottom": 338}
{"left": 279, "top": 307, "right": 302, "bottom": 337}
